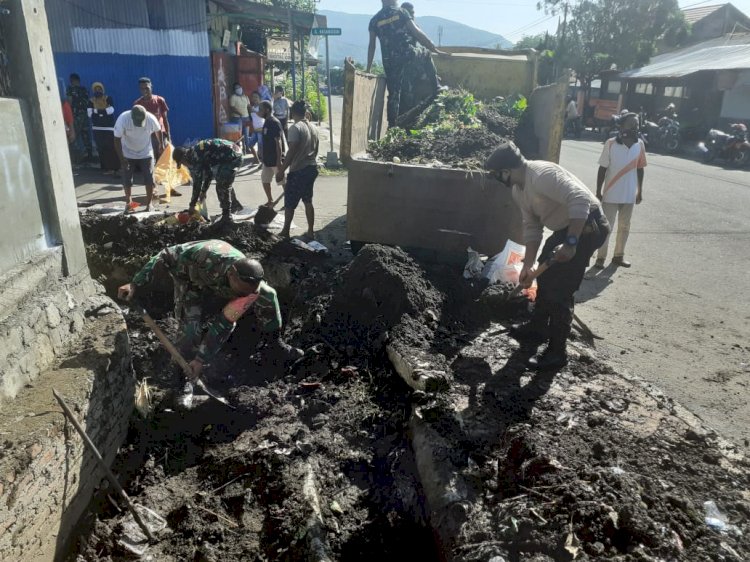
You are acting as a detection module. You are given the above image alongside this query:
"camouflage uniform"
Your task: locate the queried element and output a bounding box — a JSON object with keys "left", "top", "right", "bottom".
{"left": 132, "top": 240, "right": 281, "bottom": 363}
{"left": 181, "top": 139, "right": 243, "bottom": 216}
{"left": 66, "top": 84, "right": 92, "bottom": 155}
{"left": 369, "top": 6, "right": 436, "bottom": 125}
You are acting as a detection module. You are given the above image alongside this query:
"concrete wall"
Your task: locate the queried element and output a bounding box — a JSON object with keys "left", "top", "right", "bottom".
{"left": 0, "top": 98, "right": 50, "bottom": 270}
{"left": 347, "top": 160, "right": 524, "bottom": 256}
{"left": 2, "top": 0, "right": 87, "bottom": 277}
{"left": 529, "top": 75, "right": 569, "bottom": 164}
{"left": 0, "top": 2, "right": 135, "bottom": 558}
{"left": 720, "top": 70, "right": 750, "bottom": 122}
{"left": 340, "top": 58, "right": 388, "bottom": 162}
{"left": 434, "top": 48, "right": 538, "bottom": 100}
{"left": 0, "top": 301, "right": 133, "bottom": 561}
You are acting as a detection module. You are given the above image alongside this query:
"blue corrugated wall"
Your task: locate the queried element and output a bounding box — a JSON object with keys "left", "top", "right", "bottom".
{"left": 54, "top": 53, "right": 214, "bottom": 145}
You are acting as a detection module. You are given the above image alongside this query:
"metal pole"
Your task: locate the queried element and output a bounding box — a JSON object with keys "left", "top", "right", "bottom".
{"left": 316, "top": 68, "right": 322, "bottom": 126}
{"left": 301, "top": 36, "right": 306, "bottom": 98}
{"left": 326, "top": 35, "right": 334, "bottom": 155}
{"left": 289, "top": 9, "right": 296, "bottom": 99}
{"left": 53, "top": 389, "right": 157, "bottom": 543}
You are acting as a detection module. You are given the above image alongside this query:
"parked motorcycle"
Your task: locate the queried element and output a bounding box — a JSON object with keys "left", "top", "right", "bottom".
{"left": 638, "top": 115, "right": 680, "bottom": 153}
{"left": 699, "top": 123, "right": 750, "bottom": 168}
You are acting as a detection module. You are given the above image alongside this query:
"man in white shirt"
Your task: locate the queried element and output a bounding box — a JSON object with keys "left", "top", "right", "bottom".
{"left": 114, "top": 105, "right": 162, "bottom": 212}
{"left": 485, "top": 141, "right": 610, "bottom": 370}
{"left": 595, "top": 113, "right": 646, "bottom": 268}
{"left": 247, "top": 91, "right": 265, "bottom": 164}
{"left": 565, "top": 97, "right": 580, "bottom": 137}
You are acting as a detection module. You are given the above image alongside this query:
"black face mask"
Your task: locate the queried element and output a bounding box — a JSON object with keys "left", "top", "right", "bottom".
{"left": 490, "top": 169, "right": 512, "bottom": 186}
{"left": 618, "top": 128, "right": 638, "bottom": 143}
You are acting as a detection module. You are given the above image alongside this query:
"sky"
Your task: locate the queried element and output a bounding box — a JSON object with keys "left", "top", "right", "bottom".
{"left": 316, "top": 0, "right": 750, "bottom": 43}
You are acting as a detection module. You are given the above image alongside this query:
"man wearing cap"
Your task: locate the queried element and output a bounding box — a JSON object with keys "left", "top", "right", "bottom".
{"left": 367, "top": 0, "right": 444, "bottom": 126}
{"left": 485, "top": 142, "right": 610, "bottom": 370}
{"left": 595, "top": 112, "right": 646, "bottom": 269}
{"left": 113, "top": 105, "right": 162, "bottom": 212}
{"left": 173, "top": 139, "right": 244, "bottom": 225}
{"left": 118, "top": 240, "right": 302, "bottom": 384}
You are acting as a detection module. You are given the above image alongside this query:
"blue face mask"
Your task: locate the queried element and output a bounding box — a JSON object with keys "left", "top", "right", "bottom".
{"left": 94, "top": 92, "right": 103, "bottom": 97}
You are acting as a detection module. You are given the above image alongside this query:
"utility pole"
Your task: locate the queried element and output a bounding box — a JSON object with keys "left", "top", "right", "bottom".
{"left": 438, "top": 26, "right": 444, "bottom": 47}
{"left": 556, "top": 1, "right": 569, "bottom": 79}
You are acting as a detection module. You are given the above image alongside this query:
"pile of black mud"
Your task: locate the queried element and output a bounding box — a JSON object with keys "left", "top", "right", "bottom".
{"left": 80, "top": 214, "right": 277, "bottom": 297}
{"left": 67, "top": 237, "right": 750, "bottom": 561}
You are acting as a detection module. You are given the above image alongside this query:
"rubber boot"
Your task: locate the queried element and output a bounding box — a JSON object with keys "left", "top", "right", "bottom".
{"left": 266, "top": 334, "right": 304, "bottom": 365}
{"left": 528, "top": 304, "right": 572, "bottom": 370}
{"left": 231, "top": 191, "right": 244, "bottom": 213}
{"left": 510, "top": 301, "right": 550, "bottom": 343}
{"left": 213, "top": 210, "right": 233, "bottom": 229}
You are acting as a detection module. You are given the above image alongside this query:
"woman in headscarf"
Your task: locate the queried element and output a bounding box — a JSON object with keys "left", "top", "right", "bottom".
{"left": 87, "top": 82, "right": 120, "bottom": 175}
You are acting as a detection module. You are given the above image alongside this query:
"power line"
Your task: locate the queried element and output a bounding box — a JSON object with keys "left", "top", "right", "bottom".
{"left": 504, "top": 14, "right": 557, "bottom": 39}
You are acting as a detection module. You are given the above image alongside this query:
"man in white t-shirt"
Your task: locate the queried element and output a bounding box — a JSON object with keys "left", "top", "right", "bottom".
{"left": 595, "top": 113, "right": 646, "bottom": 268}
{"left": 246, "top": 91, "right": 265, "bottom": 164}
{"left": 114, "top": 105, "right": 162, "bottom": 212}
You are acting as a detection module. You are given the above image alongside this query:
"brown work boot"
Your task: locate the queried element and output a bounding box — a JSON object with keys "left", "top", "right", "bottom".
{"left": 612, "top": 257, "right": 631, "bottom": 268}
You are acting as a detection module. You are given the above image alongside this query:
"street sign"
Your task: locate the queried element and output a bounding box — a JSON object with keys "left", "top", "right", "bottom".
{"left": 312, "top": 27, "right": 342, "bottom": 36}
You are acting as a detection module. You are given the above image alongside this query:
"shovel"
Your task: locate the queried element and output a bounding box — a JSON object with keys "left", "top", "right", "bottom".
{"left": 134, "top": 305, "right": 235, "bottom": 410}
{"left": 254, "top": 192, "right": 285, "bottom": 226}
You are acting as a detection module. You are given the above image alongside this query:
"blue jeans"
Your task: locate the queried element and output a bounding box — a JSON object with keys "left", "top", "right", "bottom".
{"left": 238, "top": 118, "right": 262, "bottom": 153}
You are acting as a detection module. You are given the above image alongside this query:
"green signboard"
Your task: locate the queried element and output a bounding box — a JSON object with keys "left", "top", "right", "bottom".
{"left": 311, "top": 27, "right": 342, "bottom": 36}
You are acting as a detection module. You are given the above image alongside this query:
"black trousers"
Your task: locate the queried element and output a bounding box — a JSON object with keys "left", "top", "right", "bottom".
{"left": 535, "top": 209, "right": 610, "bottom": 351}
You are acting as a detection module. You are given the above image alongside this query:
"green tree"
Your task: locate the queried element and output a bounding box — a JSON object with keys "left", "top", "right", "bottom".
{"left": 515, "top": 33, "right": 555, "bottom": 50}
{"left": 256, "top": 0, "right": 316, "bottom": 11}
{"left": 550, "top": 0, "right": 688, "bottom": 94}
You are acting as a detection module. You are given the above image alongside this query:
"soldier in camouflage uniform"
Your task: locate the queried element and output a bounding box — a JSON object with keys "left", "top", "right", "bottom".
{"left": 118, "top": 240, "right": 302, "bottom": 383}
{"left": 367, "top": 0, "right": 443, "bottom": 126}
{"left": 173, "top": 139, "right": 244, "bottom": 224}
{"left": 66, "top": 73, "right": 92, "bottom": 160}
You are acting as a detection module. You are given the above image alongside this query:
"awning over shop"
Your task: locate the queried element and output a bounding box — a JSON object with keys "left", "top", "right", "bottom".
{"left": 621, "top": 44, "right": 750, "bottom": 79}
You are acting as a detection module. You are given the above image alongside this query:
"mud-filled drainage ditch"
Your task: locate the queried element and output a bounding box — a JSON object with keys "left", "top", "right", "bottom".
{"left": 66, "top": 215, "right": 750, "bottom": 561}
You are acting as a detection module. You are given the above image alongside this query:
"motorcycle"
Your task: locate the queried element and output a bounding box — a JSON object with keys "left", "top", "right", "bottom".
{"left": 639, "top": 115, "right": 680, "bottom": 153}
{"left": 657, "top": 115, "right": 681, "bottom": 153}
{"left": 699, "top": 123, "right": 750, "bottom": 168}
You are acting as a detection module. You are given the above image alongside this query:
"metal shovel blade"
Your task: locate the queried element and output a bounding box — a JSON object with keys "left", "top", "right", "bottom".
{"left": 254, "top": 204, "right": 278, "bottom": 226}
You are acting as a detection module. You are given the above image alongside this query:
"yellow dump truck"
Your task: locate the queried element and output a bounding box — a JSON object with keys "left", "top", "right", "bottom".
{"left": 340, "top": 49, "right": 568, "bottom": 257}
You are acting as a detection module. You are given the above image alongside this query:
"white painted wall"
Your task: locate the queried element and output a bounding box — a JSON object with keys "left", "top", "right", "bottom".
{"left": 720, "top": 70, "right": 750, "bottom": 120}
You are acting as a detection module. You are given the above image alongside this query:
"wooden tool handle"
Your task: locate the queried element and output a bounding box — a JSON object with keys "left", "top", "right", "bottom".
{"left": 141, "top": 312, "right": 193, "bottom": 377}
{"left": 53, "top": 389, "right": 157, "bottom": 543}
{"left": 269, "top": 191, "right": 285, "bottom": 210}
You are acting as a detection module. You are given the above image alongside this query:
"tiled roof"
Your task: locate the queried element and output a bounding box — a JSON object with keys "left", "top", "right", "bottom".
{"left": 682, "top": 4, "right": 726, "bottom": 24}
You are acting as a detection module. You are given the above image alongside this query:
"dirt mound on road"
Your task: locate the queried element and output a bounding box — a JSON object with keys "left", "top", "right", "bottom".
{"left": 67, "top": 240, "right": 750, "bottom": 562}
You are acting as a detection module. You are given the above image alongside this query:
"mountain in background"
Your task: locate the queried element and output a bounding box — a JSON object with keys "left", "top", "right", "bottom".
{"left": 317, "top": 10, "right": 512, "bottom": 67}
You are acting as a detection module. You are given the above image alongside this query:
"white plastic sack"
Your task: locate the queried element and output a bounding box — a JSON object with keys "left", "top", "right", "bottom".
{"left": 482, "top": 240, "right": 527, "bottom": 286}
{"left": 463, "top": 247, "right": 484, "bottom": 280}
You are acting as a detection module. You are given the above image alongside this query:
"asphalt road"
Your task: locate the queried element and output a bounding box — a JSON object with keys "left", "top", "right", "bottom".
{"left": 560, "top": 138, "right": 750, "bottom": 451}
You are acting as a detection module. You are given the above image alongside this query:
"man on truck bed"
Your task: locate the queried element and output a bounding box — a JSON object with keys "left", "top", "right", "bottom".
{"left": 367, "top": 0, "right": 444, "bottom": 126}
{"left": 485, "top": 141, "right": 610, "bottom": 370}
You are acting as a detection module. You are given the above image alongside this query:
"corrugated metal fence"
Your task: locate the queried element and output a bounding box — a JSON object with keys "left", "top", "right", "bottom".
{"left": 46, "top": 0, "right": 214, "bottom": 143}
